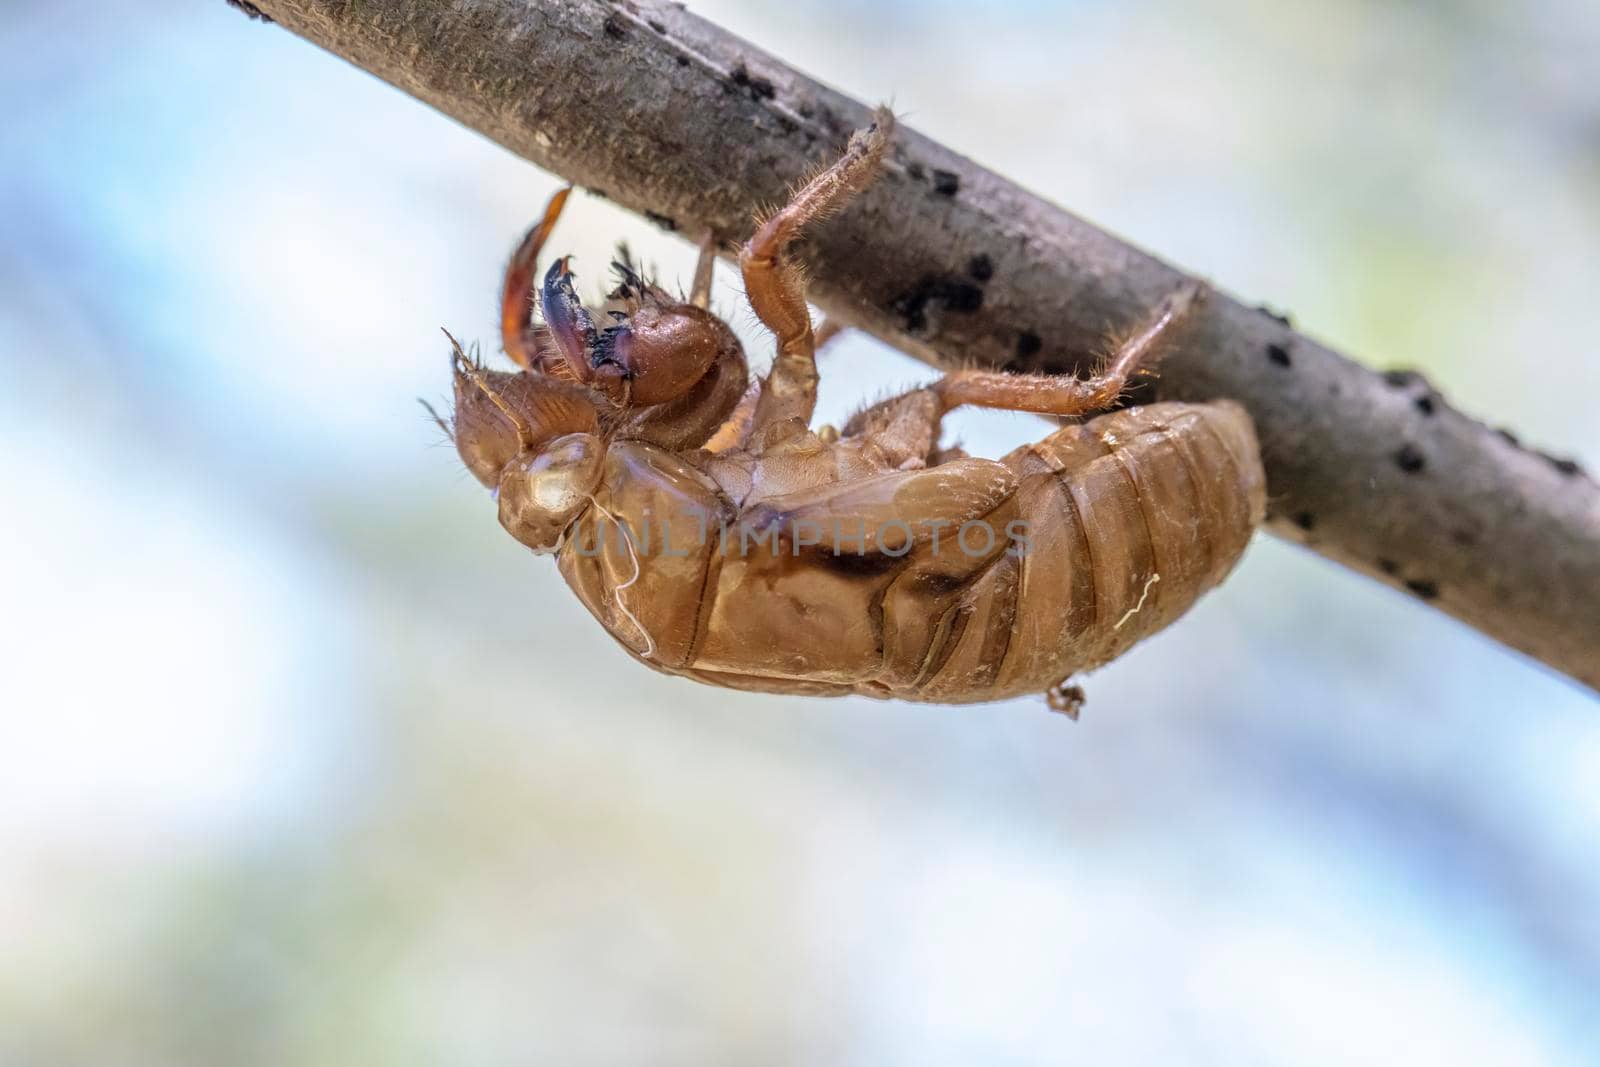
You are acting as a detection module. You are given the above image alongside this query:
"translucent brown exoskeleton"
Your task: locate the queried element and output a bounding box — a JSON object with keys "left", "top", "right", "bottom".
{"left": 432, "top": 108, "right": 1266, "bottom": 715}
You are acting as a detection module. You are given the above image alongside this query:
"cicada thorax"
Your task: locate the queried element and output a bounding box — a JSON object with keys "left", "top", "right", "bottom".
{"left": 555, "top": 440, "right": 731, "bottom": 668}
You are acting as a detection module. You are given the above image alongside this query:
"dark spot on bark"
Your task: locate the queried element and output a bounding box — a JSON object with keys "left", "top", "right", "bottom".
{"left": 968, "top": 254, "right": 994, "bottom": 282}
{"left": 603, "top": 13, "right": 628, "bottom": 39}
{"left": 1292, "top": 511, "right": 1316, "bottom": 532}
{"left": 1451, "top": 527, "right": 1477, "bottom": 546}
{"left": 896, "top": 306, "right": 927, "bottom": 333}
{"left": 907, "top": 161, "right": 926, "bottom": 181}
{"left": 1394, "top": 444, "right": 1426, "bottom": 474}
{"left": 226, "top": 0, "right": 272, "bottom": 20}
{"left": 943, "top": 282, "right": 983, "bottom": 311}
{"left": 1405, "top": 578, "right": 1440, "bottom": 600}
{"left": 1256, "top": 304, "right": 1292, "bottom": 328}
{"left": 931, "top": 169, "right": 961, "bottom": 196}
{"left": 892, "top": 276, "right": 984, "bottom": 333}
{"left": 647, "top": 18, "right": 666, "bottom": 33}
{"left": 730, "top": 62, "right": 776, "bottom": 101}
{"left": 817, "top": 103, "right": 848, "bottom": 136}
{"left": 644, "top": 211, "right": 677, "bottom": 231}
{"left": 1266, "top": 342, "right": 1292, "bottom": 367}
{"left": 1383, "top": 369, "right": 1420, "bottom": 389}
{"left": 1545, "top": 453, "right": 1583, "bottom": 477}
{"left": 675, "top": 53, "right": 690, "bottom": 67}
{"left": 1496, "top": 427, "right": 1521, "bottom": 448}
{"left": 1016, "top": 331, "right": 1043, "bottom": 359}
{"left": 1415, "top": 394, "right": 1436, "bottom": 416}
{"left": 1378, "top": 558, "right": 1400, "bottom": 576}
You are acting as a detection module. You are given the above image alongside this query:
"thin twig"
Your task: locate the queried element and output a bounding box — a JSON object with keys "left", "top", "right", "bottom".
{"left": 242, "top": 0, "right": 1600, "bottom": 692}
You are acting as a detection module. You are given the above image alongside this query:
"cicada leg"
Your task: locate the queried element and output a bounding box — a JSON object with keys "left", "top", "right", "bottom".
{"left": 933, "top": 281, "right": 1205, "bottom": 417}
{"left": 704, "top": 316, "right": 851, "bottom": 454}
{"left": 501, "top": 186, "right": 572, "bottom": 372}
{"left": 836, "top": 388, "right": 946, "bottom": 469}
{"left": 1046, "top": 680, "right": 1087, "bottom": 720}
{"left": 741, "top": 107, "right": 894, "bottom": 434}
{"left": 820, "top": 282, "right": 1205, "bottom": 471}
{"left": 688, "top": 230, "right": 716, "bottom": 310}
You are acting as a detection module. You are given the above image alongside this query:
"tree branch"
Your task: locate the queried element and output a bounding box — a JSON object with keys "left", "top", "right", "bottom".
{"left": 244, "top": 0, "right": 1600, "bottom": 692}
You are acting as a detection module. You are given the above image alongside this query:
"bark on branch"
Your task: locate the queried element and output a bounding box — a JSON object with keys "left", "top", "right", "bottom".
{"left": 244, "top": 0, "right": 1600, "bottom": 692}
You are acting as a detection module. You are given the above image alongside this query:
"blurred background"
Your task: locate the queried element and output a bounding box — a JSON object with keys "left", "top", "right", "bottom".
{"left": 2, "top": 0, "right": 1598, "bottom": 1062}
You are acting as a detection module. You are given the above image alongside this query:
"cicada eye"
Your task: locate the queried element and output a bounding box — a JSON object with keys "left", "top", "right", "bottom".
{"left": 599, "top": 304, "right": 723, "bottom": 406}
{"left": 497, "top": 432, "right": 605, "bottom": 553}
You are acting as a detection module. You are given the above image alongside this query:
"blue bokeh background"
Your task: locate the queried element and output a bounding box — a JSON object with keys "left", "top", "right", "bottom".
{"left": 2, "top": 1, "right": 1597, "bottom": 1063}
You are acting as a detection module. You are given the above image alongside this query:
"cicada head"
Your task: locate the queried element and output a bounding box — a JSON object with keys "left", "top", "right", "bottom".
{"left": 443, "top": 335, "right": 599, "bottom": 487}
{"left": 437, "top": 335, "right": 606, "bottom": 553}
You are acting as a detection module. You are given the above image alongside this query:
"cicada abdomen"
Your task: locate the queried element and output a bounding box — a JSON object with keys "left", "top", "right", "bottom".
{"left": 904, "top": 400, "right": 1264, "bottom": 703}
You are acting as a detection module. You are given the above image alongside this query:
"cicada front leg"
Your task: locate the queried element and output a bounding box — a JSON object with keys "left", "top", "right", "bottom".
{"left": 500, "top": 186, "right": 571, "bottom": 374}
{"left": 705, "top": 316, "right": 853, "bottom": 454}
{"left": 739, "top": 107, "right": 895, "bottom": 435}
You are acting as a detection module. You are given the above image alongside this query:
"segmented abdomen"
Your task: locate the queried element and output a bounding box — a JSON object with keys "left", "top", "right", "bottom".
{"left": 908, "top": 400, "right": 1265, "bottom": 703}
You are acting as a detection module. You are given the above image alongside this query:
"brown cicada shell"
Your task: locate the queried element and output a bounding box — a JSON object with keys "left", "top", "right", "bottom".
{"left": 433, "top": 108, "right": 1266, "bottom": 713}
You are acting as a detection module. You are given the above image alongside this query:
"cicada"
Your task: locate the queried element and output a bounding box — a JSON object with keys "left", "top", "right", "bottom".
{"left": 433, "top": 109, "right": 1265, "bottom": 714}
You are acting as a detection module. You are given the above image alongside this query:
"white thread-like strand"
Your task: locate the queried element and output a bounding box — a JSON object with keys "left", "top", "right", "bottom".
{"left": 1114, "top": 572, "right": 1161, "bottom": 631}
{"left": 587, "top": 495, "right": 656, "bottom": 659}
